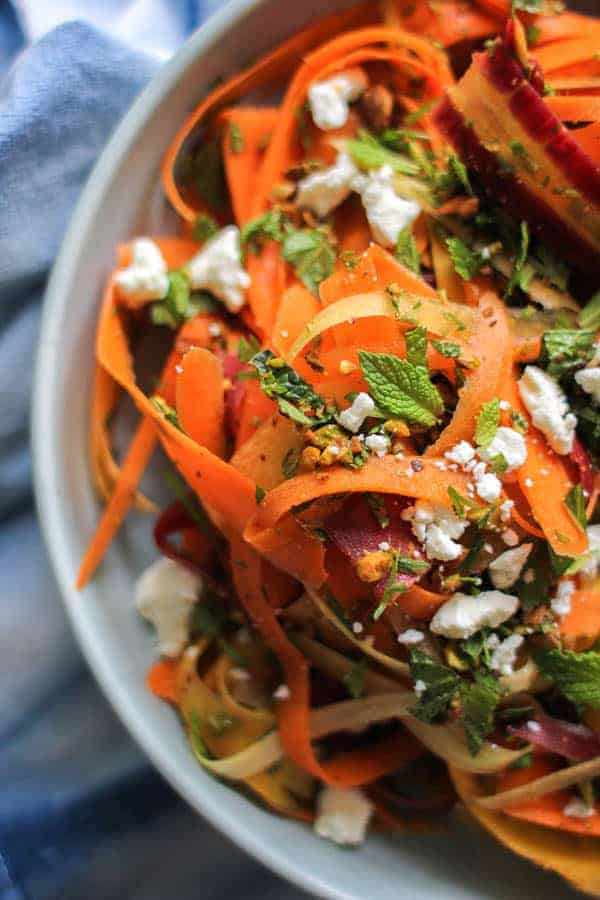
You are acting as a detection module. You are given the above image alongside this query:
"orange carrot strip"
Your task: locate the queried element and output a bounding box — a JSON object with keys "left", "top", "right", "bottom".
{"left": 560, "top": 590, "right": 600, "bottom": 648}
{"left": 77, "top": 415, "right": 158, "bottom": 588}
{"left": 175, "top": 347, "right": 225, "bottom": 456}
{"left": 397, "top": 584, "right": 447, "bottom": 620}
{"left": 534, "top": 35, "right": 600, "bottom": 73}
{"left": 510, "top": 506, "right": 546, "bottom": 540}
{"left": 147, "top": 659, "right": 179, "bottom": 703}
{"left": 546, "top": 94, "right": 600, "bottom": 123}
{"left": 271, "top": 284, "right": 321, "bottom": 357}
{"left": 574, "top": 122, "right": 600, "bottom": 164}
{"left": 220, "top": 106, "right": 280, "bottom": 225}
{"left": 319, "top": 244, "right": 438, "bottom": 305}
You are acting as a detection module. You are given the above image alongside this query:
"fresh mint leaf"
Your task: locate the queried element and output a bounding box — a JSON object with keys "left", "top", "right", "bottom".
{"left": 565, "top": 483, "right": 587, "bottom": 530}
{"left": 346, "top": 130, "right": 420, "bottom": 176}
{"left": 395, "top": 226, "right": 421, "bottom": 274}
{"left": 460, "top": 672, "right": 501, "bottom": 756}
{"left": 281, "top": 228, "right": 336, "bottom": 295}
{"left": 229, "top": 122, "right": 244, "bottom": 153}
{"left": 237, "top": 334, "right": 261, "bottom": 363}
{"left": 405, "top": 326, "right": 428, "bottom": 368}
{"left": 580, "top": 291, "right": 600, "bottom": 331}
{"left": 504, "top": 221, "right": 530, "bottom": 299}
{"left": 432, "top": 340, "right": 461, "bottom": 359}
{"left": 475, "top": 399, "right": 500, "bottom": 449}
{"left": 542, "top": 329, "right": 596, "bottom": 381}
{"left": 409, "top": 650, "right": 459, "bottom": 723}
{"left": 343, "top": 658, "right": 368, "bottom": 699}
{"left": 535, "top": 649, "right": 600, "bottom": 710}
{"left": 251, "top": 349, "right": 334, "bottom": 427}
{"left": 192, "top": 213, "right": 219, "bottom": 242}
{"left": 447, "top": 237, "right": 484, "bottom": 281}
{"left": 359, "top": 350, "right": 443, "bottom": 427}
{"left": 241, "top": 209, "right": 285, "bottom": 255}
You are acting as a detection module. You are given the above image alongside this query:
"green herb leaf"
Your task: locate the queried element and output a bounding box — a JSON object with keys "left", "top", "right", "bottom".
{"left": 359, "top": 350, "right": 443, "bottom": 427}
{"left": 565, "top": 483, "right": 587, "bottom": 530}
{"left": 541, "top": 329, "right": 596, "bottom": 381}
{"left": 579, "top": 291, "right": 600, "bottom": 331}
{"left": 229, "top": 122, "right": 244, "bottom": 153}
{"left": 535, "top": 649, "right": 600, "bottom": 710}
{"left": 255, "top": 486, "right": 266, "bottom": 504}
{"left": 192, "top": 213, "right": 219, "bottom": 242}
{"left": 510, "top": 410, "right": 529, "bottom": 434}
{"left": 460, "top": 672, "right": 501, "bottom": 756}
{"left": 432, "top": 340, "right": 461, "bottom": 359}
{"left": 509, "top": 141, "right": 537, "bottom": 174}
{"left": 405, "top": 326, "right": 428, "bottom": 368}
{"left": 343, "top": 658, "right": 368, "bottom": 699}
{"left": 281, "top": 227, "right": 336, "bottom": 295}
{"left": 150, "top": 396, "right": 182, "bottom": 430}
{"left": 504, "top": 221, "right": 530, "bottom": 299}
{"left": 404, "top": 98, "right": 438, "bottom": 125}
{"left": 237, "top": 334, "right": 261, "bottom": 363}
{"left": 409, "top": 649, "right": 460, "bottom": 723}
{"left": 240, "top": 209, "right": 286, "bottom": 255}
{"left": 395, "top": 226, "right": 421, "bottom": 274}
{"left": 447, "top": 237, "right": 484, "bottom": 281}
{"left": 251, "top": 349, "right": 334, "bottom": 427}
{"left": 282, "top": 447, "right": 301, "bottom": 479}
{"left": 526, "top": 24, "right": 540, "bottom": 45}
{"left": 346, "top": 130, "right": 420, "bottom": 176}
{"left": 475, "top": 399, "right": 500, "bottom": 449}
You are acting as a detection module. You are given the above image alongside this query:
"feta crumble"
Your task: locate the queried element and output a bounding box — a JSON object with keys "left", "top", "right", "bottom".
{"left": 365, "top": 433, "right": 389, "bottom": 457}
{"left": 445, "top": 441, "right": 476, "bottom": 466}
{"left": 135, "top": 557, "right": 202, "bottom": 657}
{"left": 501, "top": 528, "right": 519, "bottom": 547}
{"left": 396, "top": 629, "right": 425, "bottom": 645}
{"left": 490, "top": 633, "right": 524, "bottom": 676}
{"left": 526, "top": 720, "right": 541, "bottom": 733}
{"left": 407, "top": 501, "right": 468, "bottom": 562}
{"left": 518, "top": 366, "right": 577, "bottom": 455}
{"left": 296, "top": 152, "right": 358, "bottom": 218}
{"left": 475, "top": 471, "right": 502, "bottom": 503}
{"left": 337, "top": 392, "right": 375, "bottom": 433}
{"left": 187, "top": 226, "right": 250, "bottom": 312}
{"left": 563, "top": 797, "right": 595, "bottom": 819}
{"left": 580, "top": 524, "right": 600, "bottom": 581}
{"left": 479, "top": 427, "right": 527, "bottom": 472}
{"left": 315, "top": 786, "right": 374, "bottom": 846}
{"left": 499, "top": 499, "right": 514, "bottom": 523}
{"left": 551, "top": 579, "right": 575, "bottom": 618}
{"left": 351, "top": 165, "right": 421, "bottom": 247}
{"left": 307, "top": 69, "right": 367, "bottom": 131}
{"left": 575, "top": 367, "right": 600, "bottom": 405}
{"left": 273, "top": 684, "right": 291, "bottom": 701}
{"left": 414, "top": 679, "right": 427, "bottom": 697}
{"left": 114, "top": 237, "right": 169, "bottom": 306}
{"left": 488, "top": 543, "right": 533, "bottom": 590}
{"left": 430, "top": 589, "right": 519, "bottom": 639}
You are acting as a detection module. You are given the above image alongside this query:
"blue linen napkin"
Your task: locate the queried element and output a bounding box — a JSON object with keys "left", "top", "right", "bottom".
{"left": 0, "top": 4, "right": 307, "bottom": 897}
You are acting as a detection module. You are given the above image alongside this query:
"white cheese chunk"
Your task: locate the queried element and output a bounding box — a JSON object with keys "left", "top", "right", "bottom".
{"left": 430, "top": 590, "right": 519, "bottom": 639}
{"left": 575, "top": 367, "right": 600, "bottom": 405}
{"left": 580, "top": 524, "right": 600, "bottom": 581}
{"left": 479, "top": 427, "right": 527, "bottom": 472}
{"left": 114, "top": 237, "right": 169, "bottom": 306}
{"left": 396, "top": 628, "right": 425, "bottom": 645}
{"left": 187, "top": 226, "right": 250, "bottom": 312}
{"left": 475, "top": 471, "right": 502, "bottom": 503}
{"left": 551, "top": 579, "right": 575, "bottom": 618}
{"left": 135, "top": 557, "right": 202, "bottom": 657}
{"left": 364, "top": 433, "right": 389, "bottom": 457}
{"left": 315, "top": 786, "right": 374, "bottom": 846}
{"left": 351, "top": 165, "right": 421, "bottom": 247}
{"left": 337, "top": 392, "right": 375, "bottom": 433}
{"left": 296, "top": 152, "right": 358, "bottom": 218}
{"left": 407, "top": 501, "right": 468, "bottom": 562}
{"left": 444, "top": 441, "right": 476, "bottom": 466}
{"left": 563, "top": 797, "right": 595, "bottom": 819}
{"left": 490, "top": 633, "right": 524, "bottom": 676}
{"left": 307, "top": 70, "right": 367, "bottom": 131}
{"left": 488, "top": 543, "right": 533, "bottom": 590}
{"left": 518, "top": 365, "right": 577, "bottom": 455}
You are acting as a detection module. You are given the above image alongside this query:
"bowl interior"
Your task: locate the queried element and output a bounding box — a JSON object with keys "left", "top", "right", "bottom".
{"left": 33, "top": 2, "right": 583, "bottom": 898}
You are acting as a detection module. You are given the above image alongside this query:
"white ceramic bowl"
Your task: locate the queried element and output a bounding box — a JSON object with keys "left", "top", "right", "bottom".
{"left": 33, "top": 3, "right": 581, "bottom": 898}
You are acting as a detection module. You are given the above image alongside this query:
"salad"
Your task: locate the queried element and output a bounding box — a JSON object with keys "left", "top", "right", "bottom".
{"left": 78, "top": 0, "right": 600, "bottom": 892}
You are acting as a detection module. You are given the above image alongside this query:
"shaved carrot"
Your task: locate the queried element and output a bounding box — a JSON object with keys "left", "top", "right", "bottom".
{"left": 147, "top": 659, "right": 179, "bottom": 703}
{"left": 320, "top": 244, "right": 438, "bottom": 305}
{"left": 560, "top": 590, "right": 600, "bottom": 649}
{"left": 175, "top": 348, "right": 225, "bottom": 456}
{"left": 271, "top": 284, "right": 321, "bottom": 357}
{"left": 220, "top": 107, "right": 279, "bottom": 225}
{"left": 546, "top": 94, "right": 600, "bottom": 123}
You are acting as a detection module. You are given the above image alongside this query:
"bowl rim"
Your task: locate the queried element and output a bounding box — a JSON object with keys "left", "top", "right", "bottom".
{"left": 31, "top": 2, "right": 345, "bottom": 897}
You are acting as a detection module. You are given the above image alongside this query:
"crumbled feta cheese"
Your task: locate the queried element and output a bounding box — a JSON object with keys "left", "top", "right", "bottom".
{"left": 518, "top": 366, "right": 577, "bottom": 455}
{"left": 315, "top": 786, "right": 374, "bottom": 846}
{"left": 430, "top": 590, "right": 519, "bottom": 639}
{"left": 365, "top": 433, "right": 389, "bottom": 457}
{"left": 445, "top": 441, "right": 476, "bottom": 466}
{"left": 378, "top": 541, "right": 391, "bottom": 552}
{"left": 307, "top": 69, "right": 367, "bottom": 131}
{"left": 499, "top": 499, "right": 514, "bottom": 523}
{"left": 114, "top": 237, "right": 169, "bottom": 306}
{"left": 135, "top": 557, "right": 202, "bottom": 657}
{"left": 326, "top": 444, "right": 340, "bottom": 457}
{"left": 551, "top": 579, "right": 575, "bottom": 618}
{"left": 526, "top": 720, "right": 541, "bottom": 733}
{"left": 575, "top": 367, "right": 600, "bottom": 405}
{"left": 479, "top": 427, "right": 527, "bottom": 473}
{"left": 396, "top": 629, "right": 424, "bottom": 645}
{"left": 501, "top": 528, "right": 519, "bottom": 547}
{"left": 337, "top": 392, "right": 375, "bottom": 433}
{"left": 563, "top": 797, "right": 595, "bottom": 819}
{"left": 499, "top": 400, "right": 510, "bottom": 411}
{"left": 580, "top": 524, "right": 600, "bottom": 581}
{"left": 352, "top": 165, "right": 421, "bottom": 247}
{"left": 352, "top": 621, "right": 364, "bottom": 635}
{"left": 273, "top": 684, "right": 291, "bottom": 701}
{"left": 208, "top": 322, "right": 222, "bottom": 337}
{"left": 475, "top": 472, "right": 502, "bottom": 503}
{"left": 187, "top": 226, "right": 250, "bottom": 312}
{"left": 414, "top": 679, "right": 427, "bottom": 697}
{"left": 490, "top": 633, "right": 524, "bottom": 676}
{"left": 488, "top": 543, "right": 533, "bottom": 590}
{"left": 296, "top": 152, "right": 358, "bottom": 218}
{"left": 408, "top": 502, "right": 468, "bottom": 562}
{"left": 486, "top": 633, "right": 501, "bottom": 650}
